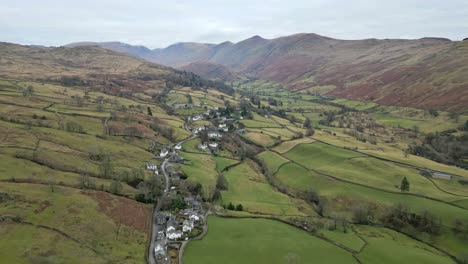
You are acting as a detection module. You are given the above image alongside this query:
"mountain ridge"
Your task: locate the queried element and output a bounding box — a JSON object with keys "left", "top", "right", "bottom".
{"left": 64, "top": 34, "right": 468, "bottom": 111}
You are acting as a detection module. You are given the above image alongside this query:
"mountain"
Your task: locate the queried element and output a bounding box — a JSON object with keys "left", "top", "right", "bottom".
{"left": 179, "top": 61, "right": 239, "bottom": 81}
{"left": 152, "top": 42, "right": 218, "bottom": 67}
{"left": 65, "top": 41, "right": 154, "bottom": 60}
{"left": 1, "top": 42, "right": 234, "bottom": 98}
{"left": 65, "top": 34, "right": 468, "bottom": 111}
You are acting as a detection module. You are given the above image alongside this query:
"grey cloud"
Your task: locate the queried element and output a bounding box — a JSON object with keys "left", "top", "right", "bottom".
{"left": 1, "top": 0, "right": 467, "bottom": 48}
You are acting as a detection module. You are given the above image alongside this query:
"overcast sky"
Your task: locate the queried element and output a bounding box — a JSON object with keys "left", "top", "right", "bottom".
{"left": 1, "top": 0, "right": 467, "bottom": 49}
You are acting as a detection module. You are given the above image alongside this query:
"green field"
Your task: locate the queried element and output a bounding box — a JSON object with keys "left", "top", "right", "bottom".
{"left": 257, "top": 151, "right": 289, "bottom": 174}
{"left": 180, "top": 152, "right": 219, "bottom": 198}
{"left": 213, "top": 156, "right": 239, "bottom": 172}
{"left": 184, "top": 216, "right": 454, "bottom": 264}
{"left": 355, "top": 226, "right": 454, "bottom": 264}
{"left": 221, "top": 161, "right": 309, "bottom": 216}
{"left": 0, "top": 183, "right": 150, "bottom": 263}
{"left": 183, "top": 216, "right": 357, "bottom": 264}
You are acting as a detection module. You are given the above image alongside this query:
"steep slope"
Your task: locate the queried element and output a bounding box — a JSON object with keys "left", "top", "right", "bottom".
{"left": 150, "top": 34, "right": 468, "bottom": 111}
{"left": 179, "top": 61, "right": 239, "bottom": 81}
{"left": 65, "top": 41, "right": 154, "bottom": 60}
{"left": 152, "top": 42, "right": 217, "bottom": 67}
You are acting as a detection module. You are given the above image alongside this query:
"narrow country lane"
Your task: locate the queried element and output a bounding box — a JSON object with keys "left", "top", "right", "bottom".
{"left": 149, "top": 117, "right": 197, "bottom": 264}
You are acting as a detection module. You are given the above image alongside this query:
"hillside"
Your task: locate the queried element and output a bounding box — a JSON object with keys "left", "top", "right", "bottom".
{"left": 0, "top": 43, "right": 229, "bottom": 263}
{"left": 65, "top": 41, "right": 155, "bottom": 60}
{"left": 72, "top": 34, "right": 468, "bottom": 111}
{"left": 1, "top": 40, "right": 467, "bottom": 264}
{"left": 155, "top": 34, "right": 468, "bottom": 111}
{"left": 179, "top": 61, "right": 239, "bottom": 81}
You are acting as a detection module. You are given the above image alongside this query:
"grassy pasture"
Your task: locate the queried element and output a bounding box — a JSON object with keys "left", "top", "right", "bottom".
{"left": 355, "top": 226, "right": 455, "bottom": 264}
{"left": 213, "top": 156, "right": 239, "bottom": 173}
{"left": 311, "top": 129, "right": 468, "bottom": 178}
{"left": 240, "top": 119, "right": 281, "bottom": 128}
{"left": 179, "top": 152, "right": 218, "bottom": 198}
{"left": 0, "top": 183, "right": 150, "bottom": 263}
{"left": 273, "top": 162, "right": 468, "bottom": 228}
{"left": 0, "top": 222, "right": 105, "bottom": 264}
{"left": 221, "top": 161, "right": 308, "bottom": 216}
{"left": 243, "top": 132, "right": 278, "bottom": 147}
{"left": 284, "top": 142, "right": 461, "bottom": 201}
{"left": 273, "top": 137, "right": 316, "bottom": 153}
{"left": 183, "top": 216, "right": 356, "bottom": 264}
{"left": 332, "top": 98, "right": 378, "bottom": 111}
{"left": 257, "top": 151, "right": 289, "bottom": 174}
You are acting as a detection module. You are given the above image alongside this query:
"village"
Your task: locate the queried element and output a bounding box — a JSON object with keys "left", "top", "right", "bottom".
{"left": 146, "top": 104, "right": 248, "bottom": 263}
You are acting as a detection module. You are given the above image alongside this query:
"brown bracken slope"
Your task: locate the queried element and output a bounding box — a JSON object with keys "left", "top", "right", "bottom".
{"left": 96, "top": 34, "right": 468, "bottom": 111}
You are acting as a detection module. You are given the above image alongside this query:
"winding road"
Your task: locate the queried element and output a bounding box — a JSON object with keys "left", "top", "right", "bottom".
{"left": 148, "top": 117, "right": 197, "bottom": 264}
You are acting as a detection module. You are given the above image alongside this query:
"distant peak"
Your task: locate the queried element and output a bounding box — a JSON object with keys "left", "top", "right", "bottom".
{"left": 248, "top": 35, "right": 265, "bottom": 40}
{"left": 419, "top": 37, "right": 451, "bottom": 42}
{"left": 218, "top": 41, "right": 233, "bottom": 46}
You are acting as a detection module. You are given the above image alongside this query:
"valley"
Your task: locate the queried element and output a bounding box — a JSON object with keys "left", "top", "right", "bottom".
{"left": 0, "top": 42, "right": 467, "bottom": 264}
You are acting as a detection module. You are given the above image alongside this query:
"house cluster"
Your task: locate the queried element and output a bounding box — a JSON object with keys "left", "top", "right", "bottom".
{"left": 146, "top": 162, "right": 159, "bottom": 175}
{"left": 191, "top": 114, "right": 203, "bottom": 121}
{"left": 154, "top": 197, "right": 205, "bottom": 261}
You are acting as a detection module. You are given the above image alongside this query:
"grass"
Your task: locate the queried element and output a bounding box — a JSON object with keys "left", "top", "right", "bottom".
{"left": 243, "top": 132, "right": 278, "bottom": 147}
{"left": 273, "top": 137, "right": 316, "bottom": 153}
{"left": 0, "top": 222, "right": 105, "bottom": 264}
{"left": 262, "top": 127, "right": 297, "bottom": 139}
{"left": 241, "top": 119, "right": 281, "bottom": 128}
{"left": 273, "top": 162, "right": 468, "bottom": 229}
{"left": 355, "top": 226, "right": 455, "bottom": 264}
{"left": 258, "top": 151, "right": 290, "bottom": 174}
{"left": 318, "top": 228, "right": 365, "bottom": 252}
{"left": 311, "top": 129, "right": 468, "bottom": 178}
{"left": 221, "top": 161, "right": 309, "bottom": 216}
{"left": 284, "top": 142, "right": 462, "bottom": 201}
{"left": 213, "top": 156, "right": 239, "bottom": 173}
{"left": 332, "top": 98, "right": 378, "bottom": 111}
{"left": 183, "top": 216, "right": 357, "bottom": 264}
{"left": 0, "top": 154, "right": 137, "bottom": 196}
{"left": 285, "top": 142, "right": 363, "bottom": 165}
{"left": 0, "top": 182, "right": 150, "bottom": 263}
{"left": 371, "top": 107, "right": 468, "bottom": 133}
{"left": 179, "top": 152, "right": 218, "bottom": 198}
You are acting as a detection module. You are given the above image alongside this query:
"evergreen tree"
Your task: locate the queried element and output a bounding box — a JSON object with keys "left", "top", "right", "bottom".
{"left": 147, "top": 106, "right": 153, "bottom": 116}
{"left": 227, "top": 202, "right": 235, "bottom": 210}
{"left": 236, "top": 204, "right": 243, "bottom": 211}
{"left": 400, "top": 177, "right": 410, "bottom": 192}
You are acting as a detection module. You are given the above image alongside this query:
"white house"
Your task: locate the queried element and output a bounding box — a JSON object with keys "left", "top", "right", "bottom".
{"left": 193, "top": 126, "right": 206, "bottom": 134}
{"left": 189, "top": 213, "right": 200, "bottom": 222}
{"left": 199, "top": 143, "right": 208, "bottom": 150}
{"left": 166, "top": 230, "right": 183, "bottom": 240}
{"left": 208, "top": 132, "right": 222, "bottom": 139}
{"left": 209, "top": 142, "right": 218, "bottom": 148}
{"left": 174, "top": 144, "right": 182, "bottom": 150}
{"left": 166, "top": 220, "right": 176, "bottom": 232}
{"left": 154, "top": 240, "right": 167, "bottom": 256}
{"left": 192, "top": 114, "right": 202, "bottom": 121}
{"left": 182, "top": 219, "right": 194, "bottom": 233}
{"left": 146, "top": 162, "right": 158, "bottom": 170}
{"left": 160, "top": 148, "right": 169, "bottom": 157}
{"left": 218, "top": 123, "right": 227, "bottom": 128}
